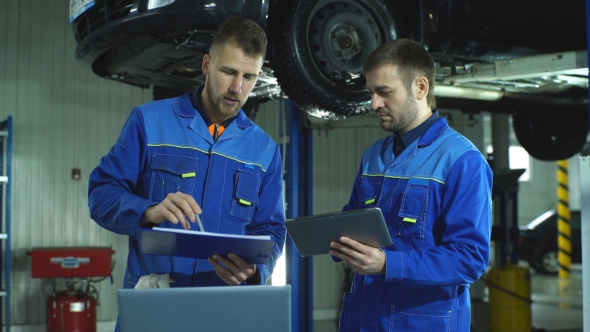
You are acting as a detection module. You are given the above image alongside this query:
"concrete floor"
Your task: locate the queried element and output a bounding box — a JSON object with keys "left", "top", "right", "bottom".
{"left": 530, "top": 265, "right": 584, "bottom": 332}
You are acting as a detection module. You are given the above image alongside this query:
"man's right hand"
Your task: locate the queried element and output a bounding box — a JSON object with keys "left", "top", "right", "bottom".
{"left": 141, "top": 192, "right": 202, "bottom": 229}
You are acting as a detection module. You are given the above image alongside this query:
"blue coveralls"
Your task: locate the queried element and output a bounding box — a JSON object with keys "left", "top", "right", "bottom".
{"left": 338, "top": 117, "right": 493, "bottom": 332}
{"left": 88, "top": 92, "right": 286, "bottom": 290}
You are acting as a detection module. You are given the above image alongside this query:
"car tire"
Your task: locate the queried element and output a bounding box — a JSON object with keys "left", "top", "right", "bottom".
{"left": 267, "top": 0, "right": 406, "bottom": 119}
{"left": 512, "top": 108, "right": 588, "bottom": 161}
{"left": 536, "top": 250, "right": 559, "bottom": 274}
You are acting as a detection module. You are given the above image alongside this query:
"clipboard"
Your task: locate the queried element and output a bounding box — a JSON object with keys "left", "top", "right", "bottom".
{"left": 136, "top": 227, "right": 275, "bottom": 265}
{"left": 285, "top": 208, "right": 393, "bottom": 257}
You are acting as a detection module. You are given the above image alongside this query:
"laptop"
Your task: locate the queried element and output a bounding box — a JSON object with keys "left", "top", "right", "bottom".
{"left": 285, "top": 207, "right": 393, "bottom": 256}
{"left": 118, "top": 285, "right": 291, "bottom": 332}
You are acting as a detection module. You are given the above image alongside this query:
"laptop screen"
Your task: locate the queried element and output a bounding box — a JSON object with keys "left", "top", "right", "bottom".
{"left": 118, "top": 285, "right": 292, "bottom": 332}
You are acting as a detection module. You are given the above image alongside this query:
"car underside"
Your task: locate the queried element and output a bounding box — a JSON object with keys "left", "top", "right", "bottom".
{"left": 70, "top": 0, "right": 589, "bottom": 161}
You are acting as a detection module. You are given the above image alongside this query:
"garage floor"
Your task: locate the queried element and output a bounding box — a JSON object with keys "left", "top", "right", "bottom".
{"left": 531, "top": 264, "right": 584, "bottom": 332}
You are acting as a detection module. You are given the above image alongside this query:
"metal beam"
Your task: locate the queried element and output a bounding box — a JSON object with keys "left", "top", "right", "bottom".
{"left": 283, "top": 101, "right": 313, "bottom": 332}
{"left": 583, "top": 1, "right": 590, "bottom": 330}
{"left": 444, "top": 50, "right": 588, "bottom": 84}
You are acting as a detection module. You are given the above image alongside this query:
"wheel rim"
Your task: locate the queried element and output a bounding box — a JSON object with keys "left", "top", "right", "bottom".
{"left": 542, "top": 251, "right": 559, "bottom": 273}
{"left": 306, "top": 0, "right": 394, "bottom": 90}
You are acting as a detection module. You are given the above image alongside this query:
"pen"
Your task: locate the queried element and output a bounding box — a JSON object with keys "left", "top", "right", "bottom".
{"left": 195, "top": 214, "right": 205, "bottom": 232}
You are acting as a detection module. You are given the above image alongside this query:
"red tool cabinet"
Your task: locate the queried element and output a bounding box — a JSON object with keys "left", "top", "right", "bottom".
{"left": 29, "top": 247, "right": 114, "bottom": 332}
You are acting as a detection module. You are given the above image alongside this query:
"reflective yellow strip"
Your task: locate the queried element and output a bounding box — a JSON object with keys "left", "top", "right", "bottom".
{"left": 147, "top": 143, "right": 267, "bottom": 172}
{"left": 365, "top": 199, "right": 375, "bottom": 205}
{"left": 403, "top": 217, "right": 417, "bottom": 223}
{"left": 361, "top": 173, "right": 445, "bottom": 185}
{"left": 182, "top": 172, "right": 196, "bottom": 178}
{"left": 239, "top": 199, "right": 252, "bottom": 206}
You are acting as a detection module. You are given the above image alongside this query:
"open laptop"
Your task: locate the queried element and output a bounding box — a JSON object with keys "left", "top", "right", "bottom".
{"left": 118, "top": 285, "right": 291, "bottom": 332}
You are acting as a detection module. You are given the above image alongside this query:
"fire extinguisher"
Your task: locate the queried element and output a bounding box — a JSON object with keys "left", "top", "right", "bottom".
{"left": 46, "top": 279, "right": 99, "bottom": 332}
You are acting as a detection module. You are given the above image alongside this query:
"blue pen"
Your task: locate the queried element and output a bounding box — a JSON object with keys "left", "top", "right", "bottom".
{"left": 195, "top": 214, "right": 205, "bottom": 232}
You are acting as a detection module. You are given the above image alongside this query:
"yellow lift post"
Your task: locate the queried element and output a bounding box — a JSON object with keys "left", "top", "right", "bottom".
{"left": 557, "top": 160, "right": 572, "bottom": 278}
{"left": 557, "top": 160, "right": 572, "bottom": 309}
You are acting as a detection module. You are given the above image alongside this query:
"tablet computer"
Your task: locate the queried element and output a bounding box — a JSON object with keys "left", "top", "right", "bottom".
{"left": 285, "top": 207, "right": 393, "bottom": 257}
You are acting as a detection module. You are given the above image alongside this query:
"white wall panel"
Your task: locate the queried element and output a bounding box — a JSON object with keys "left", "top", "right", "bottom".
{"left": 1, "top": 0, "right": 151, "bottom": 324}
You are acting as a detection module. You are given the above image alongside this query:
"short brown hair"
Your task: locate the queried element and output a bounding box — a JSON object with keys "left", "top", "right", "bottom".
{"left": 210, "top": 17, "right": 267, "bottom": 60}
{"left": 363, "top": 39, "right": 436, "bottom": 108}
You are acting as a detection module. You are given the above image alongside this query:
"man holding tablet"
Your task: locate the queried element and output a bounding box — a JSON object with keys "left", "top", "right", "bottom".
{"left": 330, "top": 39, "right": 493, "bottom": 332}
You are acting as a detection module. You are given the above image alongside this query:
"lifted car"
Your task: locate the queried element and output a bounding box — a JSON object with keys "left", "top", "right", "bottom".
{"left": 69, "top": 0, "right": 588, "bottom": 161}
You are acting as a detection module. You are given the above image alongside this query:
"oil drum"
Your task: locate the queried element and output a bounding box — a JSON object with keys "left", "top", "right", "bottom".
{"left": 488, "top": 265, "right": 532, "bottom": 332}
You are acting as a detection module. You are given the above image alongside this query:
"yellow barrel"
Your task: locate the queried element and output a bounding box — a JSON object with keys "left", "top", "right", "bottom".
{"left": 487, "top": 265, "right": 532, "bottom": 332}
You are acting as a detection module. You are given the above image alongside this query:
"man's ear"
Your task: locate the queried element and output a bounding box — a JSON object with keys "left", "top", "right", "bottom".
{"left": 257, "top": 56, "right": 264, "bottom": 77}
{"left": 414, "top": 76, "right": 429, "bottom": 101}
{"left": 202, "top": 54, "right": 211, "bottom": 75}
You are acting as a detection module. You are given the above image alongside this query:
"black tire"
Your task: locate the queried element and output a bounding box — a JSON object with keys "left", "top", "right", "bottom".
{"left": 513, "top": 109, "right": 588, "bottom": 161}
{"left": 535, "top": 250, "right": 559, "bottom": 274}
{"left": 268, "top": 0, "right": 406, "bottom": 119}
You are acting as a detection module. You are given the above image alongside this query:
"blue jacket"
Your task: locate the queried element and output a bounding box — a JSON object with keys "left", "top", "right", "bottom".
{"left": 338, "top": 117, "right": 492, "bottom": 332}
{"left": 88, "top": 92, "right": 286, "bottom": 289}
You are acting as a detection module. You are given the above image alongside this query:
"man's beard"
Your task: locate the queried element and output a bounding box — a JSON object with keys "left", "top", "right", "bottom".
{"left": 205, "top": 80, "right": 244, "bottom": 120}
{"left": 379, "top": 95, "right": 419, "bottom": 133}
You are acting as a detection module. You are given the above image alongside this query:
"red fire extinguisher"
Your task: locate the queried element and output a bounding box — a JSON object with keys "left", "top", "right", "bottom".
{"left": 46, "top": 279, "right": 98, "bottom": 332}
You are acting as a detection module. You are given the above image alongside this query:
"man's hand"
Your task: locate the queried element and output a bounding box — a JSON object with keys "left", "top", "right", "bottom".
{"left": 330, "top": 236, "right": 386, "bottom": 275}
{"left": 208, "top": 253, "right": 258, "bottom": 285}
{"left": 141, "top": 192, "right": 201, "bottom": 229}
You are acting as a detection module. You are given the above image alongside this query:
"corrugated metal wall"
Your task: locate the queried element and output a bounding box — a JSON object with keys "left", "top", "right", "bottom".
{"left": 0, "top": 0, "right": 152, "bottom": 324}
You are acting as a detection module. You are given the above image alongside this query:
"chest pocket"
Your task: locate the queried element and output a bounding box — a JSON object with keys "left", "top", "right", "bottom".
{"left": 230, "top": 168, "right": 261, "bottom": 221}
{"left": 149, "top": 154, "right": 198, "bottom": 202}
{"left": 357, "top": 175, "right": 383, "bottom": 208}
{"left": 397, "top": 177, "right": 429, "bottom": 239}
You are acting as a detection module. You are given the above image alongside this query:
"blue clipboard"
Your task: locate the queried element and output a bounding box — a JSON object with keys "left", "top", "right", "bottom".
{"left": 136, "top": 227, "right": 275, "bottom": 265}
